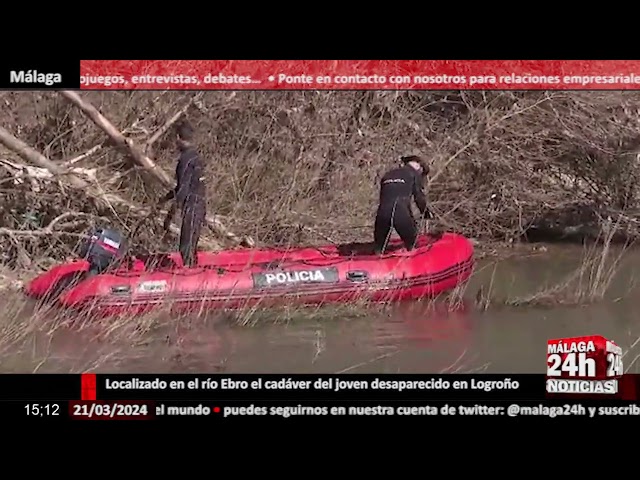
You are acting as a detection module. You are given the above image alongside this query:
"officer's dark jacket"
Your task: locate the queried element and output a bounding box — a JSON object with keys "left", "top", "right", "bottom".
{"left": 378, "top": 165, "right": 427, "bottom": 214}
{"left": 175, "top": 147, "right": 206, "bottom": 209}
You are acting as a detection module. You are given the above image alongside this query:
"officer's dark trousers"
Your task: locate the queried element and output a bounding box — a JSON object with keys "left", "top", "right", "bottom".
{"left": 373, "top": 203, "right": 417, "bottom": 253}
{"left": 179, "top": 202, "right": 206, "bottom": 267}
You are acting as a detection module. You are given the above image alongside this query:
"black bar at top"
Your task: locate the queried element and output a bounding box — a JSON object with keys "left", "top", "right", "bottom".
{"left": 0, "top": 60, "right": 80, "bottom": 89}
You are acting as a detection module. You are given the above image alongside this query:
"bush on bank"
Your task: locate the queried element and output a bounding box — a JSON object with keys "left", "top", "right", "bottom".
{"left": 2, "top": 90, "right": 640, "bottom": 266}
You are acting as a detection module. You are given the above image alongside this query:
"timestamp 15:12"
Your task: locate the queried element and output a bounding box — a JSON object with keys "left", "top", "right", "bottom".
{"left": 24, "top": 404, "right": 61, "bottom": 416}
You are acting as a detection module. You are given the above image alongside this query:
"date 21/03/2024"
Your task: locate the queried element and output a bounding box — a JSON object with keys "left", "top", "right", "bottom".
{"left": 23, "top": 403, "right": 150, "bottom": 418}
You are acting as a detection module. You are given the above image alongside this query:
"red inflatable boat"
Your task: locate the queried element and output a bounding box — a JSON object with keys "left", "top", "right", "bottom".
{"left": 25, "top": 232, "right": 474, "bottom": 317}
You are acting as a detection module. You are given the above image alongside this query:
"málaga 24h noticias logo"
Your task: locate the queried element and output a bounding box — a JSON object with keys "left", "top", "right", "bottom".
{"left": 546, "top": 335, "right": 623, "bottom": 395}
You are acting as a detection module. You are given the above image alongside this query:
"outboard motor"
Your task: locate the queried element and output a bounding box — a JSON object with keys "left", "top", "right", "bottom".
{"left": 78, "top": 227, "right": 127, "bottom": 276}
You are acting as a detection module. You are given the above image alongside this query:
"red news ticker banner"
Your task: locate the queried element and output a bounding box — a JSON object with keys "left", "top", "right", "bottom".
{"left": 80, "top": 60, "right": 640, "bottom": 91}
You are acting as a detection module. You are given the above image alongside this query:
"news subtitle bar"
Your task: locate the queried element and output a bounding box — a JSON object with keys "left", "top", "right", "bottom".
{"left": 1, "top": 374, "right": 640, "bottom": 401}
{"left": 92, "top": 374, "right": 535, "bottom": 401}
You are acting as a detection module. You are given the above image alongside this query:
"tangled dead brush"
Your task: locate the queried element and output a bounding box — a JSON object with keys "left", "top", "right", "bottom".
{"left": 2, "top": 90, "right": 640, "bottom": 271}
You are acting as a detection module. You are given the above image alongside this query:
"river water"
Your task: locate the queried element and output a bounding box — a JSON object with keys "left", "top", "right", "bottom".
{"left": 2, "top": 244, "right": 640, "bottom": 374}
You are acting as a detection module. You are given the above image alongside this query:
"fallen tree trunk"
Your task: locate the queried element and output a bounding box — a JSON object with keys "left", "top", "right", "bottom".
{"left": 0, "top": 158, "right": 98, "bottom": 189}
{"left": 58, "top": 91, "right": 254, "bottom": 248}
{"left": 523, "top": 223, "right": 638, "bottom": 245}
{"left": 0, "top": 126, "right": 92, "bottom": 191}
{"left": 0, "top": 125, "right": 221, "bottom": 250}
{"left": 518, "top": 203, "right": 640, "bottom": 245}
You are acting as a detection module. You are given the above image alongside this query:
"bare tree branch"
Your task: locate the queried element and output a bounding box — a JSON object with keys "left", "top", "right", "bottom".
{"left": 59, "top": 91, "right": 174, "bottom": 185}
{"left": 58, "top": 90, "right": 254, "bottom": 248}
{"left": 0, "top": 125, "right": 221, "bottom": 250}
{"left": 60, "top": 144, "right": 103, "bottom": 168}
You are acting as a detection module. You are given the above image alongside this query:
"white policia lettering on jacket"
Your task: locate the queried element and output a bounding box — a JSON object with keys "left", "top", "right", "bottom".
{"left": 264, "top": 270, "right": 327, "bottom": 284}
{"left": 9, "top": 70, "right": 62, "bottom": 86}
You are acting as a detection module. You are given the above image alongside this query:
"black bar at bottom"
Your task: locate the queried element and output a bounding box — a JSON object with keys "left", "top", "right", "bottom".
{"left": 12, "top": 400, "right": 640, "bottom": 422}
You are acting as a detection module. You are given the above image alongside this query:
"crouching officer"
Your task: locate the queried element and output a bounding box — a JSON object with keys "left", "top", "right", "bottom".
{"left": 373, "top": 154, "right": 432, "bottom": 254}
{"left": 162, "top": 121, "right": 207, "bottom": 267}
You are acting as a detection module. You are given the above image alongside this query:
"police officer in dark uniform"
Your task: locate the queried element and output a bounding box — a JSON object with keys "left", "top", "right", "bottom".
{"left": 163, "top": 122, "right": 207, "bottom": 267}
{"left": 373, "top": 155, "right": 432, "bottom": 254}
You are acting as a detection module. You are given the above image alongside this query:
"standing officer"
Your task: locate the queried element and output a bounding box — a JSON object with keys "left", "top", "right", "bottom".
{"left": 373, "top": 155, "right": 432, "bottom": 254}
{"left": 163, "top": 121, "right": 207, "bottom": 267}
